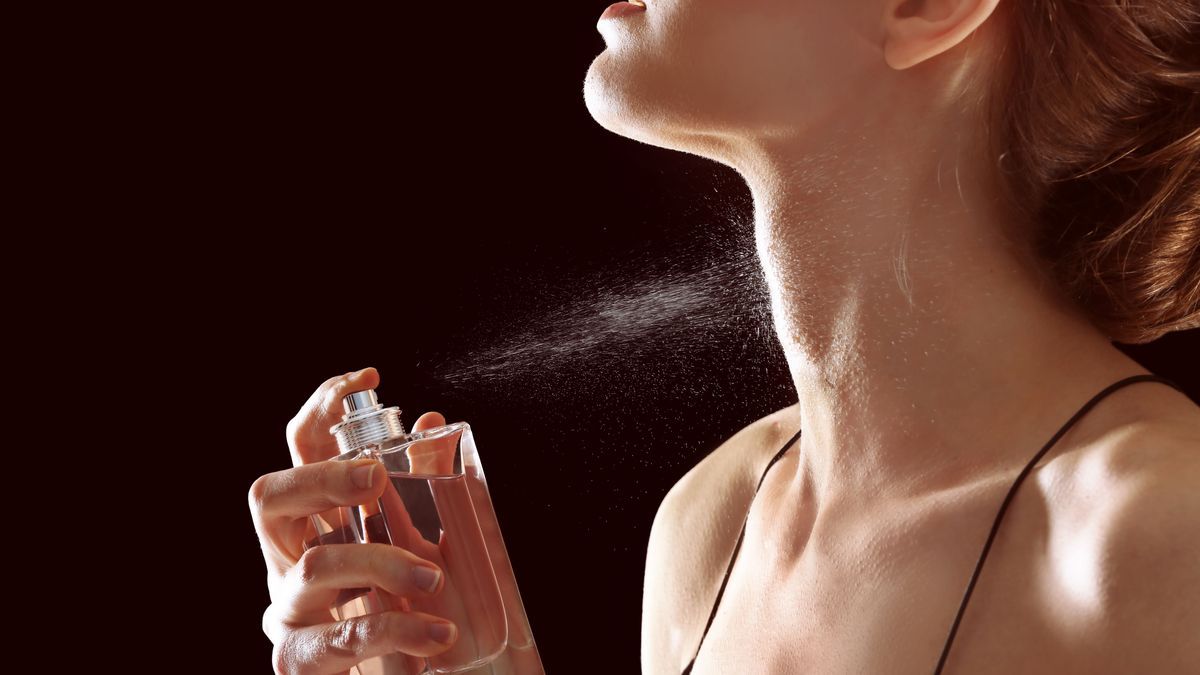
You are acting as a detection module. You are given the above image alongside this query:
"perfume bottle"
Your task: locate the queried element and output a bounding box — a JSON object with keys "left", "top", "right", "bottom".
{"left": 303, "top": 389, "right": 546, "bottom": 675}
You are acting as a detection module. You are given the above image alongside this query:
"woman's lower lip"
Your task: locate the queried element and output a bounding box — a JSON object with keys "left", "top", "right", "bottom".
{"left": 600, "top": 2, "right": 646, "bottom": 21}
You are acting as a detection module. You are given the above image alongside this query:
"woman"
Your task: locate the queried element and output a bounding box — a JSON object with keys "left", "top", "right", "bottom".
{"left": 251, "top": 0, "right": 1199, "bottom": 672}
{"left": 583, "top": 0, "right": 1199, "bottom": 672}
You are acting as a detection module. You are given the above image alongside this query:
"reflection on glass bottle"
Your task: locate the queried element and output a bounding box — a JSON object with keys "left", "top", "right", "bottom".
{"left": 303, "top": 389, "right": 546, "bottom": 675}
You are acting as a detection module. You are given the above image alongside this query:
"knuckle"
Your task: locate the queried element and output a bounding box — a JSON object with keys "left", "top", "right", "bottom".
{"left": 275, "top": 624, "right": 330, "bottom": 675}
{"left": 288, "top": 370, "right": 365, "bottom": 455}
{"left": 248, "top": 474, "right": 272, "bottom": 515}
{"left": 285, "top": 414, "right": 303, "bottom": 447}
{"left": 271, "top": 639, "right": 297, "bottom": 675}
{"left": 315, "top": 458, "right": 343, "bottom": 487}
{"left": 249, "top": 468, "right": 300, "bottom": 517}
{"left": 305, "top": 461, "right": 345, "bottom": 501}
{"left": 327, "top": 615, "right": 376, "bottom": 659}
{"left": 262, "top": 605, "right": 275, "bottom": 640}
{"left": 295, "top": 545, "right": 331, "bottom": 587}
{"left": 373, "top": 545, "right": 419, "bottom": 593}
{"left": 367, "top": 542, "right": 394, "bottom": 577}
{"left": 317, "top": 386, "right": 346, "bottom": 430}
{"left": 322, "top": 371, "right": 351, "bottom": 392}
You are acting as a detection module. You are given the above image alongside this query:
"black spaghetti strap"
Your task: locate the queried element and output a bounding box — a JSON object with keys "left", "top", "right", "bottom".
{"left": 681, "top": 427, "right": 803, "bottom": 675}
{"left": 932, "top": 373, "right": 1184, "bottom": 674}
{"left": 680, "top": 373, "right": 1186, "bottom": 675}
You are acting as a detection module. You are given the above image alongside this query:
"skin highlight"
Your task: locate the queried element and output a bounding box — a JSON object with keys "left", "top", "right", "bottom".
{"left": 585, "top": 0, "right": 1200, "bottom": 672}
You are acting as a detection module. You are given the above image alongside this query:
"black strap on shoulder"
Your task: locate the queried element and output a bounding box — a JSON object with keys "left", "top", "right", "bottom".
{"left": 932, "top": 373, "right": 1184, "bottom": 674}
{"left": 681, "top": 427, "right": 803, "bottom": 675}
{"left": 681, "top": 373, "right": 1186, "bottom": 675}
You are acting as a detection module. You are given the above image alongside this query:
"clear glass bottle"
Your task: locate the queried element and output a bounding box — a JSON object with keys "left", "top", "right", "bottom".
{"left": 303, "top": 389, "right": 546, "bottom": 675}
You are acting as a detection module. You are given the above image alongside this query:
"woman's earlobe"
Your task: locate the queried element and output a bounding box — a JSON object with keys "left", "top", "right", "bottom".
{"left": 883, "top": 18, "right": 929, "bottom": 71}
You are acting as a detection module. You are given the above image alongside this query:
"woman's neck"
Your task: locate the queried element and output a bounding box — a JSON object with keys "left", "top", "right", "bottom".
{"left": 735, "top": 116, "right": 1144, "bottom": 507}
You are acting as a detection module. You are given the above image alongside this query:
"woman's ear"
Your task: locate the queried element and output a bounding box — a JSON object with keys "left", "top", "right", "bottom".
{"left": 881, "top": 0, "right": 1002, "bottom": 70}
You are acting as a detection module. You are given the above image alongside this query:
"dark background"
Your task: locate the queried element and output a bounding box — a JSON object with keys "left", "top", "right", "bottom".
{"left": 55, "top": 4, "right": 1197, "bottom": 673}
{"left": 156, "top": 5, "right": 801, "bottom": 672}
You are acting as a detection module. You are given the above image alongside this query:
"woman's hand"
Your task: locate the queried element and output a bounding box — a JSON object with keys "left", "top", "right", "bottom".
{"left": 250, "top": 367, "right": 458, "bottom": 675}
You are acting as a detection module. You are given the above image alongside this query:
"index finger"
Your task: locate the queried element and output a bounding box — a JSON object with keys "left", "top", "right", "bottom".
{"left": 287, "top": 367, "right": 380, "bottom": 466}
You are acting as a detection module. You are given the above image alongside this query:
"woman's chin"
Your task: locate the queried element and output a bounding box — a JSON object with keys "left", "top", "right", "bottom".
{"left": 582, "top": 51, "right": 726, "bottom": 157}
{"left": 582, "top": 52, "right": 644, "bottom": 137}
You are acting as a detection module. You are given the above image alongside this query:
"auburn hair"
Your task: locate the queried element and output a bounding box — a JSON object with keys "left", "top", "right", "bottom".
{"left": 983, "top": 0, "right": 1200, "bottom": 343}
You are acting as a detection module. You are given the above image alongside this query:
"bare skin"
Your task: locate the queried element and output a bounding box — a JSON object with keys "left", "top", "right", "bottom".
{"left": 584, "top": 0, "right": 1200, "bottom": 672}
{"left": 643, "top": 390, "right": 1200, "bottom": 674}
{"left": 251, "top": 369, "right": 460, "bottom": 675}
{"left": 252, "top": 368, "right": 545, "bottom": 675}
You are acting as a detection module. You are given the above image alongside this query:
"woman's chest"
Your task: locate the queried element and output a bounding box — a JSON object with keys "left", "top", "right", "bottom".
{"left": 685, "top": 483, "right": 1092, "bottom": 675}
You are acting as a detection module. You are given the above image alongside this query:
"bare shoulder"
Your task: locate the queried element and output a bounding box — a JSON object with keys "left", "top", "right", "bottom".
{"left": 1094, "top": 412, "right": 1200, "bottom": 670}
{"left": 1038, "top": 396, "right": 1200, "bottom": 671}
{"left": 641, "top": 403, "right": 800, "bottom": 674}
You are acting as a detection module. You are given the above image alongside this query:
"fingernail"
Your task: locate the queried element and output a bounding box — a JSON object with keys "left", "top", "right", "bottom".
{"left": 352, "top": 366, "right": 374, "bottom": 378}
{"left": 428, "top": 621, "right": 456, "bottom": 645}
{"left": 412, "top": 566, "right": 441, "bottom": 593}
{"left": 350, "top": 461, "right": 378, "bottom": 490}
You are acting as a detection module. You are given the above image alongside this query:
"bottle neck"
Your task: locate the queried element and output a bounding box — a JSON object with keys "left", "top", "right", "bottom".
{"left": 329, "top": 404, "right": 407, "bottom": 455}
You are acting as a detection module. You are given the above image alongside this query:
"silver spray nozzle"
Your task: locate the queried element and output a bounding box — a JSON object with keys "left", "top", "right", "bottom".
{"left": 343, "top": 389, "right": 379, "bottom": 415}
